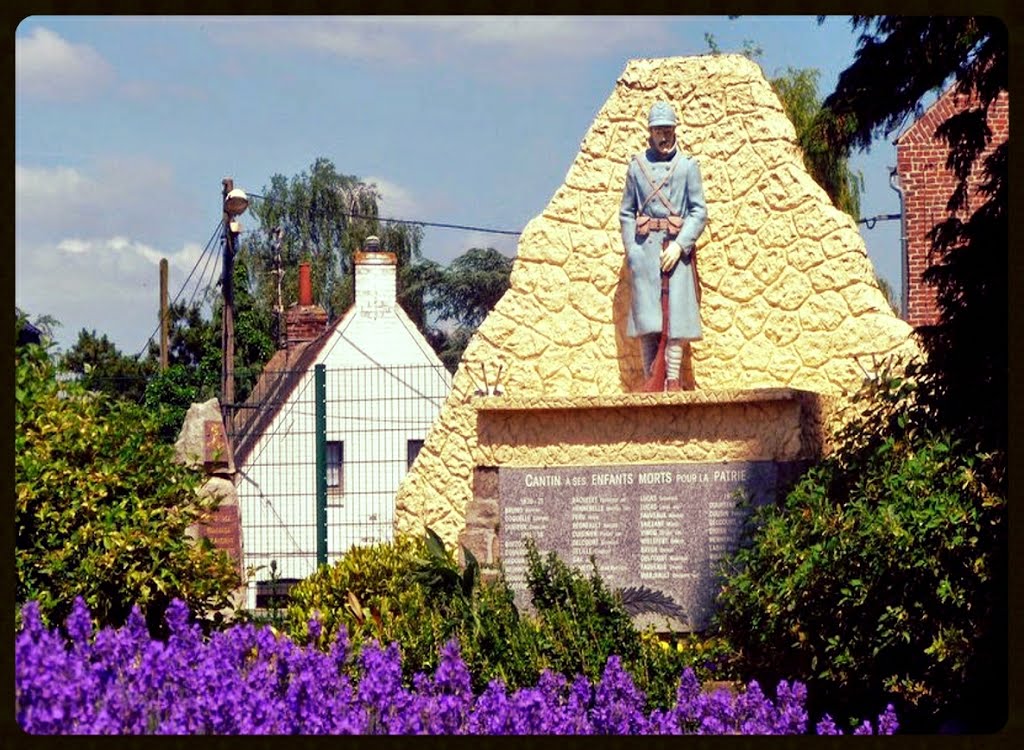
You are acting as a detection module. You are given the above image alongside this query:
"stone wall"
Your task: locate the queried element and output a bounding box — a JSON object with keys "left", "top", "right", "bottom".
{"left": 458, "top": 388, "right": 826, "bottom": 577}
{"left": 395, "top": 54, "right": 920, "bottom": 548}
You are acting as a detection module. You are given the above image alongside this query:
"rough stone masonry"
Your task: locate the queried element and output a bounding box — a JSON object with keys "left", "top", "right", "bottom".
{"left": 395, "top": 54, "right": 920, "bottom": 548}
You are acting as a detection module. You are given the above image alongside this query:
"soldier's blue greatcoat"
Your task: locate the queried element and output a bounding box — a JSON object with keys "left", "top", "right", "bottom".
{"left": 619, "top": 146, "right": 708, "bottom": 340}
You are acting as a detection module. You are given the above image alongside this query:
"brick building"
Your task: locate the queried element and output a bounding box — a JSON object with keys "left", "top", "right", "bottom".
{"left": 893, "top": 86, "right": 1008, "bottom": 328}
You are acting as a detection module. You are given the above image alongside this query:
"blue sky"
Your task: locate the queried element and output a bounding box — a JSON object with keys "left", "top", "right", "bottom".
{"left": 15, "top": 15, "right": 907, "bottom": 356}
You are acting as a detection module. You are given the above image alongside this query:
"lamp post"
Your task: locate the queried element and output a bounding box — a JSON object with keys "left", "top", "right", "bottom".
{"left": 221, "top": 178, "right": 249, "bottom": 419}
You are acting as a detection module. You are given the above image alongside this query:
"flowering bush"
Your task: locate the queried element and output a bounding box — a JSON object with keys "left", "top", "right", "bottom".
{"left": 16, "top": 598, "right": 897, "bottom": 735}
{"left": 714, "top": 364, "right": 1006, "bottom": 731}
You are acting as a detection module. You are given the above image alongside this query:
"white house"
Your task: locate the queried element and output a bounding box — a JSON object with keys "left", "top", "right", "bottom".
{"left": 230, "top": 240, "right": 451, "bottom": 609}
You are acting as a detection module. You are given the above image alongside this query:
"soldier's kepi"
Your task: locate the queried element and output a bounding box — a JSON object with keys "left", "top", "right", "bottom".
{"left": 619, "top": 100, "right": 708, "bottom": 391}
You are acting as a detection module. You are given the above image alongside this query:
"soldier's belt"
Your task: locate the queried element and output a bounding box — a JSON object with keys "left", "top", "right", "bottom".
{"left": 635, "top": 215, "right": 683, "bottom": 236}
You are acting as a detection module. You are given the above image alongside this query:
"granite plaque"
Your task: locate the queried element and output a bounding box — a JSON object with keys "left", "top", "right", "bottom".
{"left": 498, "top": 461, "right": 784, "bottom": 630}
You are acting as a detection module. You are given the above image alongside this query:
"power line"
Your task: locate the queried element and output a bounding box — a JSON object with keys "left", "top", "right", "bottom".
{"left": 245, "top": 192, "right": 522, "bottom": 237}
{"left": 133, "top": 219, "right": 225, "bottom": 360}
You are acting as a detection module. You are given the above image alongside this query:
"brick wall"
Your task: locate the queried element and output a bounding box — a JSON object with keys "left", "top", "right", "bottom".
{"left": 896, "top": 88, "right": 1008, "bottom": 328}
{"left": 285, "top": 305, "right": 329, "bottom": 349}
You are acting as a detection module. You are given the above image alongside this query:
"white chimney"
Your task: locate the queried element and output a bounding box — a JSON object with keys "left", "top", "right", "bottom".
{"left": 355, "top": 235, "right": 397, "bottom": 320}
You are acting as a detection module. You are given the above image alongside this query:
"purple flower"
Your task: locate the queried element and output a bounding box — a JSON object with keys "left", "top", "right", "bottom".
{"left": 773, "top": 679, "right": 808, "bottom": 734}
{"left": 14, "top": 598, "right": 900, "bottom": 736}
{"left": 591, "top": 656, "right": 649, "bottom": 734}
{"left": 307, "top": 613, "right": 323, "bottom": 644}
{"left": 816, "top": 714, "right": 843, "bottom": 735}
{"left": 64, "top": 596, "right": 93, "bottom": 649}
{"left": 468, "top": 679, "right": 514, "bottom": 734}
{"left": 878, "top": 704, "right": 899, "bottom": 735}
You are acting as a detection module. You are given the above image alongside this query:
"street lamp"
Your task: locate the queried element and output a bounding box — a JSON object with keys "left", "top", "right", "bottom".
{"left": 224, "top": 187, "right": 249, "bottom": 217}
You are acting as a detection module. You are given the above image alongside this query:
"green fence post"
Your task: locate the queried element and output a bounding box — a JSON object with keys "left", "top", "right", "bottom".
{"left": 315, "top": 364, "right": 327, "bottom": 568}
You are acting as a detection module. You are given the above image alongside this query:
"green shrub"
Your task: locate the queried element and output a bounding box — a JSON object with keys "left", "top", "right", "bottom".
{"left": 522, "top": 539, "right": 739, "bottom": 709}
{"left": 713, "top": 366, "right": 1006, "bottom": 731}
{"left": 523, "top": 540, "right": 642, "bottom": 677}
{"left": 285, "top": 532, "right": 534, "bottom": 689}
{"left": 15, "top": 334, "right": 240, "bottom": 634}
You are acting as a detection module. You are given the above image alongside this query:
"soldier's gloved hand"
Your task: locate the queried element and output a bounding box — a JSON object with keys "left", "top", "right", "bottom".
{"left": 660, "top": 240, "right": 683, "bottom": 272}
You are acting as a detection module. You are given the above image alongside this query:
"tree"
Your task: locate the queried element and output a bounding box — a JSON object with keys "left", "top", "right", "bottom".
{"left": 16, "top": 307, "right": 60, "bottom": 345}
{"left": 426, "top": 247, "right": 513, "bottom": 370}
{"left": 429, "top": 248, "right": 514, "bottom": 330}
{"left": 16, "top": 329, "right": 240, "bottom": 634}
{"left": 819, "top": 16, "right": 1007, "bottom": 462}
{"left": 246, "top": 157, "right": 426, "bottom": 327}
{"left": 715, "top": 364, "right": 1005, "bottom": 732}
{"left": 771, "top": 67, "right": 863, "bottom": 220}
{"left": 875, "top": 275, "right": 900, "bottom": 316}
{"left": 61, "top": 328, "right": 154, "bottom": 403}
{"left": 817, "top": 16, "right": 1005, "bottom": 731}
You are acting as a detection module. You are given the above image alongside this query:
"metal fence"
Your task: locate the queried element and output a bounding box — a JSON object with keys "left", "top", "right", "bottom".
{"left": 226, "top": 363, "right": 451, "bottom": 609}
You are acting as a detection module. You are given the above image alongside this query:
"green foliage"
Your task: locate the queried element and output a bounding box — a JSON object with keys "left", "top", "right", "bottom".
{"left": 284, "top": 534, "right": 534, "bottom": 691}
{"left": 16, "top": 307, "right": 61, "bottom": 345}
{"left": 713, "top": 364, "right": 1006, "bottom": 731}
{"left": 875, "top": 275, "right": 900, "bottom": 316}
{"left": 430, "top": 326, "right": 474, "bottom": 374}
{"left": 141, "top": 301, "right": 220, "bottom": 442}
{"left": 822, "top": 16, "right": 1007, "bottom": 463}
{"left": 284, "top": 531, "right": 735, "bottom": 708}
{"left": 428, "top": 247, "right": 513, "bottom": 330}
{"left": 703, "top": 32, "right": 763, "bottom": 60}
{"left": 423, "top": 247, "right": 513, "bottom": 371}
{"left": 521, "top": 540, "right": 740, "bottom": 709}
{"left": 142, "top": 364, "right": 214, "bottom": 444}
{"left": 16, "top": 332, "right": 240, "bottom": 635}
{"left": 523, "top": 540, "right": 643, "bottom": 683}
{"left": 246, "top": 157, "right": 425, "bottom": 324}
{"left": 770, "top": 66, "right": 863, "bottom": 220}
{"left": 61, "top": 328, "right": 155, "bottom": 403}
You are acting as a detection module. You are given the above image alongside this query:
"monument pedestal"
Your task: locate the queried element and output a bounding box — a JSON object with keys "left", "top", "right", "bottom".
{"left": 459, "top": 388, "right": 830, "bottom": 631}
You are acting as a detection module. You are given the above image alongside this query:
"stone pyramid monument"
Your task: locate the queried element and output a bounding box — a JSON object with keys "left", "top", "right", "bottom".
{"left": 396, "top": 54, "right": 918, "bottom": 546}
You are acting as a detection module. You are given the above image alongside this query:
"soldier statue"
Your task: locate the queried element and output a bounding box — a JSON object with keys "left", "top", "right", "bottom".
{"left": 619, "top": 100, "right": 708, "bottom": 391}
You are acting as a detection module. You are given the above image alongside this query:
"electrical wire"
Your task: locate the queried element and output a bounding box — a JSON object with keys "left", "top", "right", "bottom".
{"left": 184, "top": 230, "right": 224, "bottom": 312}
{"left": 133, "top": 219, "right": 225, "bottom": 360}
{"left": 246, "top": 192, "right": 522, "bottom": 237}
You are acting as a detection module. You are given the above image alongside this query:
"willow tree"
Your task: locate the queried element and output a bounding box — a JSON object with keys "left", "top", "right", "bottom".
{"left": 245, "top": 157, "right": 426, "bottom": 344}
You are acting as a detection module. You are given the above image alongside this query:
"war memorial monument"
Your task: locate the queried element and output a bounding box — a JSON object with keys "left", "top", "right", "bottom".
{"left": 394, "top": 55, "right": 918, "bottom": 630}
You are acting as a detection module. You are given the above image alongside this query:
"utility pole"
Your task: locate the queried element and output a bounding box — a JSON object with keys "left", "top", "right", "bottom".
{"left": 273, "top": 226, "right": 285, "bottom": 349}
{"left": 159, "top": 258, "right": 169, "bottom": 370}
{"left": 221, "top": 177, "right": 236, "bottom": 414}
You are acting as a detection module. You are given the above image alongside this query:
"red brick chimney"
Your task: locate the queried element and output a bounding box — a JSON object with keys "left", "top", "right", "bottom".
{"left": 284, "top": 261, "right": 328, "bottom": 349}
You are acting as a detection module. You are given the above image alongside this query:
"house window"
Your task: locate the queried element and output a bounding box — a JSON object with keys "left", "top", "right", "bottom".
{"left": 326, "top": 441, "right": 343, "bottom": 491}
{"left": 407, "top": 439, "right": 424, "bottom": 470}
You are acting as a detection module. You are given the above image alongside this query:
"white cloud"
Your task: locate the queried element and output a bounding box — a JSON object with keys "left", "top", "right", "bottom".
{"left": 17, "top": 235, "right": 219, "bottom": 355}
{"left": 15, "top": 163, "right": 94, "bottom": 206}
{"left": 362, "top": 176, "right": 423, "bottom": 220}
{"left": 15, "top": 26, "right": 115, "bottom": 101}
{"left": 16, "top": 159, "right": 198, "bottom": 245}
{"left": 205, "top": 16, "right": 670, "bottom": 66}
